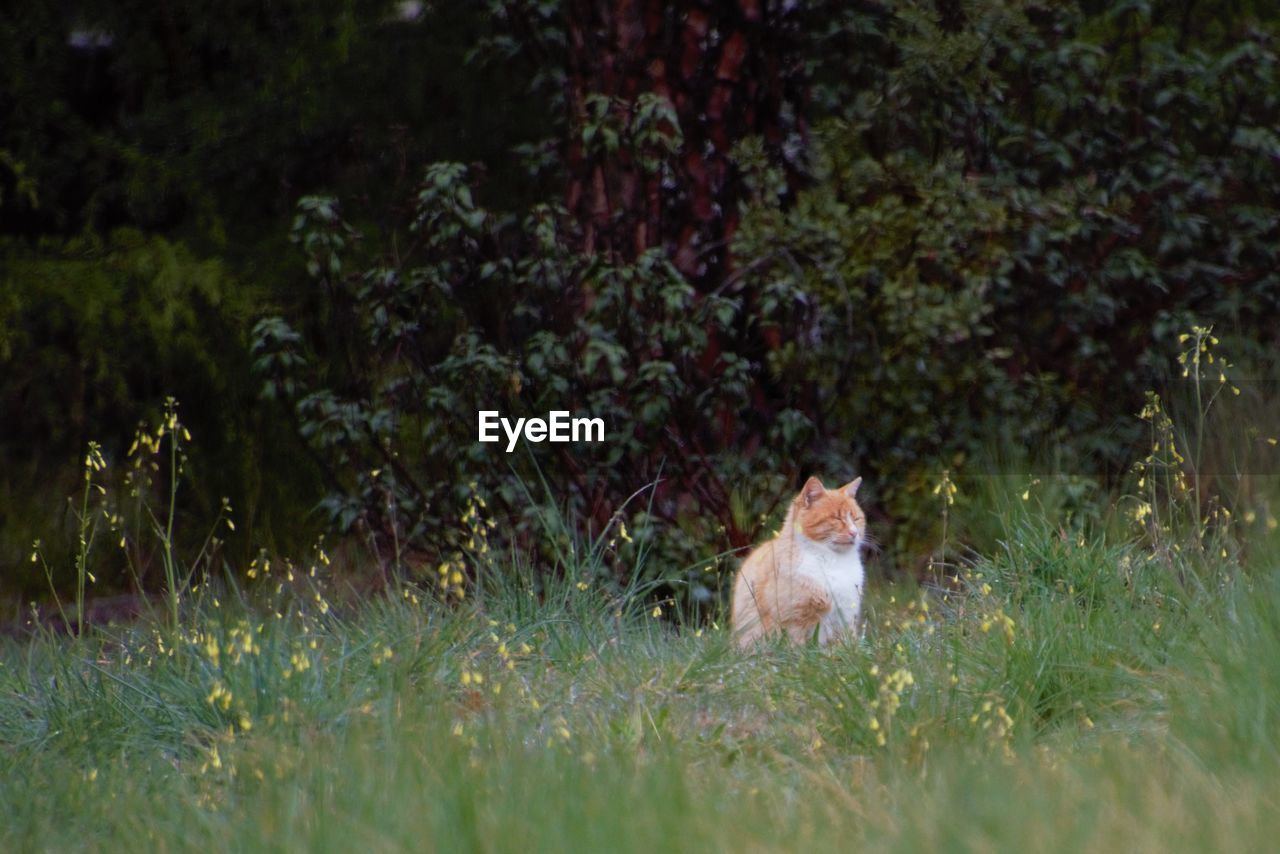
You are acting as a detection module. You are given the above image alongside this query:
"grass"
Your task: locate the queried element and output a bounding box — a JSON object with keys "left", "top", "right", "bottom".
{"left": 5, "top": 336, "right": 1279, "bottom": 851}
{"left": 2, "top": 500, "right": 1279, "bottom": 852}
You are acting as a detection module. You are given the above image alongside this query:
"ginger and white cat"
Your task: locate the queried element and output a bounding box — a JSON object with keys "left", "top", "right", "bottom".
{"left": 731, "top": 476, "right": 867, "bottom": 648}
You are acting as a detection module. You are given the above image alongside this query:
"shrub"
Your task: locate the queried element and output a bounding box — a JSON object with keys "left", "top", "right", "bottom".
{"left": 253, "top": 1, "right": 1280, "bottom": 601}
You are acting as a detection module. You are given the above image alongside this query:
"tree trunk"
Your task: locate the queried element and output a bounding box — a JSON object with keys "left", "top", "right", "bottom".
{"left": 562, "top": 0, "right": 806, "bottom": 288}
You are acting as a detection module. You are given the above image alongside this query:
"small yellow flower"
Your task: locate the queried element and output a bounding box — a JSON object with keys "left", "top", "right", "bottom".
{"left": 651, "top": 605, "right": 662, "bottom": 618}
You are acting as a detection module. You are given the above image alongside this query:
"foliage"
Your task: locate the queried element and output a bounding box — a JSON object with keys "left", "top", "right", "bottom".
{"left": 5, "top": 1, "right": 1280, "bottom": 601}
{"left": 0, "top": 1, "right": 554, "bottom": 244}
{"left": 253, "top": 165, "right": 800, "bottom": 601}
{"left": 0, "top": 233, "right": 313, "bottom": 595}
{"left": 733, "top": 0, "right": 1280, "bottom": 554}
{"left": 251, "top": 1, "right": 1280, "bottom": 595}
{"left": 0, "top": 2, "right": 555, "bottom": 598}
{"left": 4, "top": 2, "right": 1280, "bottom": 846}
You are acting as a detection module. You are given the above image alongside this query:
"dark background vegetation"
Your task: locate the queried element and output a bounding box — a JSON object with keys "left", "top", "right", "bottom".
{"left": 2, "top": 0, "right": 1277, "bottom": 607}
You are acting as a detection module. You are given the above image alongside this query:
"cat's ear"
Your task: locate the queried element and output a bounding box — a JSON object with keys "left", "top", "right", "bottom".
{"left": 800, "top": 476, "right": 826, "bottom": 507}
{"left": 842, "top": 476, "right": 862, "bottom": 498}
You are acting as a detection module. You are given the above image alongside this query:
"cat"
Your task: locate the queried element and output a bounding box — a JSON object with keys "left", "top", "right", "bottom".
{"left": 731, "top": 475, "right": 867, "bottom": 648}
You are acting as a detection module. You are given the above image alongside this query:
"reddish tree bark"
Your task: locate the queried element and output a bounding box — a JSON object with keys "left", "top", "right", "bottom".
{"left": 562, "top": 0, "right": 806, "bottom": 287}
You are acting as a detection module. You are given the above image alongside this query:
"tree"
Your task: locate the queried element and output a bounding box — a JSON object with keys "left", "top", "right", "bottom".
{"left": 557, "top": 1, "right": 809, "bottom": 285}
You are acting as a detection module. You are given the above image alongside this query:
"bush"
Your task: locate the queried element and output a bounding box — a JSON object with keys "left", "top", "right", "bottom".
{"left": 253, "top": 169, "right": 807, "bottom": 605}
{"left": 253, "top": 1, "right": 1280, "bottom": 602}
{"left": 734, "top": 0, "right": 1280, "bottom": 553}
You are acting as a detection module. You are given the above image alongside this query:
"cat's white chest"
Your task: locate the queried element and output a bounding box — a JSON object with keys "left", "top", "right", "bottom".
{"left": 796, "top": 545, "right": 864, "bottom": 643}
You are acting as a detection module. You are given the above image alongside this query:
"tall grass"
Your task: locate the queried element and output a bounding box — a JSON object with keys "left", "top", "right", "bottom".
{"left": 2, "top": 503, "right": 1278, "bottom": 851}
{"left": 3, "top": 340, "right": 1279, "bottom": 851}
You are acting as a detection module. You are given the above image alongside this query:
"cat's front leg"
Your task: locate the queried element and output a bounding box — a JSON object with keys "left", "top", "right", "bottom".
{"left": 777, "top": 574, "right": 833, "bottom": 643}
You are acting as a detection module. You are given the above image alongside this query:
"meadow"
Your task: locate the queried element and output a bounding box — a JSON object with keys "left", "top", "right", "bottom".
{"left": 3, "top": 451, "right": 1279, "bottom": 853}
{"left": 5, "top": 6, "right": 1280, "bottom": 849}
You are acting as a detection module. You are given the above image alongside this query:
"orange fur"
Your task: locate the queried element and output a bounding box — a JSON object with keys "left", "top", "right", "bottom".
{"left": 731, "top": 475, "right": 867, "bottom": 648}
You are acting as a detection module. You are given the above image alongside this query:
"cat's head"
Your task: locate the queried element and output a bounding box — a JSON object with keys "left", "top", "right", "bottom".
{"left": 793, "top": 475, "right": 866, "bottom": 553}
